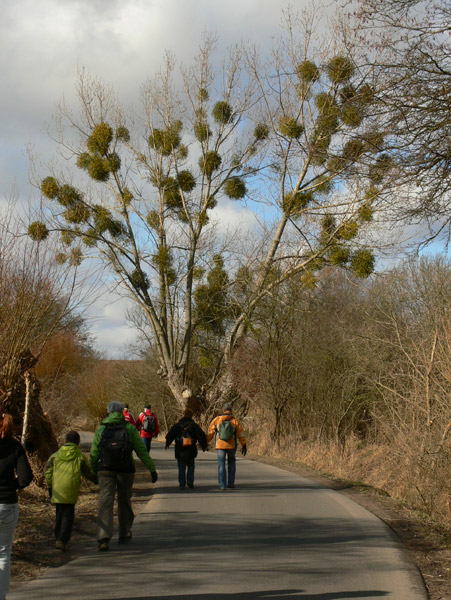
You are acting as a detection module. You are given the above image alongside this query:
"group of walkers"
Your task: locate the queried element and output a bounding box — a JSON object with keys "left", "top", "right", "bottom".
{"left": 0, "top": 397, "right": 246, "bottom": 599}
{"left": 48, "top": 400, "right": 160, "bottom": 554}
{"left": 166, "top": 402, "right": 247, "bottom": 490}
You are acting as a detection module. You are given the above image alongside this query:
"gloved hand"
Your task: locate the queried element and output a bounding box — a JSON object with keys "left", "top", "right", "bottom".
{"left": 151, "top": 471, "right": 158, "bottom": 483}
{"left": 48, "top": 488, "right": 52, "bottom": 499}
{"left": 241, "top": 445, "right": 247, "bottom": 456}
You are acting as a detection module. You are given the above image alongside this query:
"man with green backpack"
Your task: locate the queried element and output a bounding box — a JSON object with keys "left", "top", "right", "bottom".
{"left": 207, "top": 403, "right": 247, "bottom": 490}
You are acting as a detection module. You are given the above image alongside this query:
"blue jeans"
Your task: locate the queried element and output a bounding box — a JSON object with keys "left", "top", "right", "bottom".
{"left": 0, "top": 503, "right": 19, "bottom": 600}
{"left": 177, "top": 459, "right": 195, "bottom": 487}
{"left": 141, "top": 437, "right": 152, "bottom": 452}
{"left": 217, "top": 449, "right": 236, "bottom": 488}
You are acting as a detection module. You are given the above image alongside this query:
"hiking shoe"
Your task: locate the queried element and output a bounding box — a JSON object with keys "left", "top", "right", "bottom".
{"left": 227, "top": 484, "right": 235, "bottom": 489}
{"left": 187, "top": 483, "right": 194, "bottom": 488}
{"left": 97, "top": 539, "right": 109, "bottom": 551}
{"left": 218, "top": 486, "right": 226, "bottom": 491}
{"left": 118, "top": 532, "right": 132, "bottom": 544}
{"left": 55, "top": 540, "right": 67, "bottom": 551}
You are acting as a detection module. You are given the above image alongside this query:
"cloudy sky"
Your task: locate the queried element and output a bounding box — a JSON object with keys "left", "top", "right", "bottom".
{"left": 1, "top": 0, "right": 301, "bottom": 357}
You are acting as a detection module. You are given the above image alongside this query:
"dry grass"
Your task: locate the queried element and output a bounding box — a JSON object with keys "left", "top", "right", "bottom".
{"left": 251, "top": 432, "right": 451, "bottom": 528}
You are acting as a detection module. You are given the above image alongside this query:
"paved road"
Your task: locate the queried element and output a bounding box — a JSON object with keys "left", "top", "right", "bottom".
{"left": 9, "top": 443, "right": 427, "bottom": 600}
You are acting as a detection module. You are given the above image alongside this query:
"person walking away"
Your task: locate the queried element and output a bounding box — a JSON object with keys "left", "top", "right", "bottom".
{"left": 122, "top": 404, "right": 136, "bottom": 427}
{"left": 207, "top": 403, "right": 247, "bottom": 490}
{"left": 165, "top": 408, "right": 207, "bottom": 489}
{"left": 136, "top": 404, "right": 160, "bottom": 452}
{"left": 45, "top": 430, "right": 97, "bottom": 551}
{"left": 0, "top": 413, "right": 33, "bottom": 600}
{"left": 90, "top": 401, "right": 158, "bottom": 551}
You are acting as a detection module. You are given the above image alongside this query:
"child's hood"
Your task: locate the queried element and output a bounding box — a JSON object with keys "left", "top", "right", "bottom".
{"left": 56, "top": 443, "right": 81, "bottom": 461}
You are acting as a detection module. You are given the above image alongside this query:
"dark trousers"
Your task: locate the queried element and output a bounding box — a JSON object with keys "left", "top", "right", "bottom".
{"left": 54, "top": 503, "right": 75, "bottom": 544}
{"left": 177, "top": 459, "right": 195, "bottom": 487}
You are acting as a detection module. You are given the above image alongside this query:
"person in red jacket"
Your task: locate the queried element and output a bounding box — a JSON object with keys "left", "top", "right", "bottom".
{"left": 136, "top": 405, "right": 160, "bottom": 452}
{"left": 122, "top": 405, "right": 136, "bottom": 427}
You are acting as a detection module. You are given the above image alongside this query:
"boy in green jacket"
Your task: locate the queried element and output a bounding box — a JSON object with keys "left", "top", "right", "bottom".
{"left": 45, "top": 431, "right": 97, "bottom": 551}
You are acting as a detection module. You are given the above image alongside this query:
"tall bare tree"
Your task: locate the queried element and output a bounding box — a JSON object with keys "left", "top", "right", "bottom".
{"left": 32, "top": 8, "right": 392, "bottom": 407}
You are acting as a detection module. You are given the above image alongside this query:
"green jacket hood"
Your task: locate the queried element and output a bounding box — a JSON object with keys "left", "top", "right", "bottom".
{"left": 102, "top": 412, "right": 125, "bottom": 425}
{"left": 55, "top": 443, "right": 81, "bottom": 462}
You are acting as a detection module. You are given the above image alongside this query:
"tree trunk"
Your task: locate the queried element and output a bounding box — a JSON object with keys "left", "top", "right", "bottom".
{"left": 21, "top": 371, "right": 31, "bottom": 446}
{"left": 3, "top": 361, "right": 58, "bottom": 473}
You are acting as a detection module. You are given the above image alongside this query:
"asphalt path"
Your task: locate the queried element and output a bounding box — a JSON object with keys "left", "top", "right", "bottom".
{"left": 9, "top": 443, "right": 427, "bottom": 600}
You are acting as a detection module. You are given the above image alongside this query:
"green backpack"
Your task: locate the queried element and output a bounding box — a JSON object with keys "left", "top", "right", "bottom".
{"left": 218, "top": 418, "right": 236, "bottom": 441}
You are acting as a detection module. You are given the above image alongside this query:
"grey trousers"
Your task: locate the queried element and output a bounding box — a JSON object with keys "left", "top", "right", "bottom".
{"left": 97, "top": 471, "right": 135, "bottom": 541}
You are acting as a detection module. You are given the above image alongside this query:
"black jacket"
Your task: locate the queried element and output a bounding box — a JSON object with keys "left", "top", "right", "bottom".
{"left": 0, "top": 438, "right": 33, "bottom": 503}
{"left": 165, "top": 417, "right": 207, "bottom": 462}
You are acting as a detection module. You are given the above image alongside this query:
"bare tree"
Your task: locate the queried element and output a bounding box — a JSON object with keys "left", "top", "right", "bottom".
{"left": 351, "top": 0, "right": 451, "bottom": 246}
{"left": 0, "top": 200, "right": 82, "bottom": 466}
{"left": 32, "top": 7, "right": 393, "bottom": 408}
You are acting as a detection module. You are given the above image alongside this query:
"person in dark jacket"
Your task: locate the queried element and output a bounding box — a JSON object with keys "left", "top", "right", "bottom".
{"left": 165, "top": 408, "right": 207, "bottom": 489}
{"left": 90, "top": 401, "right": 158, "bottom": 552}
{"left": 0, "top": 414, "right": 33, "bottom": 600}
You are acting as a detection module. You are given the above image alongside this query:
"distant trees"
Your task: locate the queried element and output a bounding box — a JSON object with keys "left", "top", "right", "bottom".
{"left": 232, "top": 269, "right": 373, "bottom": 446}
{"left": 236, "top": 256, "right": 451, "bottom": 521}
{"left": 32, "top": 8, "right": 394, "bottom": 407}
{"left": 0, "top": 202, "right": 85, "bottom": 466}
{"left": 77, "top": 357, "right": 173, "bottom": 426}
{"left": 35, "top": 322, "right": 95, "bottom": 432}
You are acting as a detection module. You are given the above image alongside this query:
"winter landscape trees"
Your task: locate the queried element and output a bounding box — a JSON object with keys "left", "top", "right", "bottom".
{"left": 31, "top": 11, "right": 393, "bottom": 407}
{"left": 0, "top": 1, "right": 450, "bottom": 526}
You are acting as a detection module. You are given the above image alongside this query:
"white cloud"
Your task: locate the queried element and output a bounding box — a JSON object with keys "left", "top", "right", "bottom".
{"left": 85, "top": 291, "right": 138, "bottom": 358}
{"left": 1, "top": 0, "right": 294, "bottom": 191}
{"left": 212, "top": 199, "right": 259, "bottom": 232}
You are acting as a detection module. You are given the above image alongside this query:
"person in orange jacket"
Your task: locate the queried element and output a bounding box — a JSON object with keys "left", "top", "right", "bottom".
{"left": 206, "top": 403, "right": 247, "bottom": 490}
